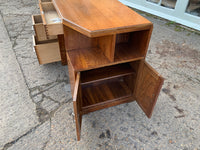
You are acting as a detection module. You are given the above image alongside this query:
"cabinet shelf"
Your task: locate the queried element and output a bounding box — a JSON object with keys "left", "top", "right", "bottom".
{"left": 67, "top": 47, "right": 110, "bottom": 71}
{"left": 82, "top": 79, "right": 133, "bottom": 113}
{"left": 81, "top": 63, "right": 135, "bottom": 85}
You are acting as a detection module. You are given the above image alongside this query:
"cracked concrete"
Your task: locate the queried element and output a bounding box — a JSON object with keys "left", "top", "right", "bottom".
{"left": 0, "top": 0, "right": 200, "bottom": 149}
{"left": 0, "top": 14, "right": 39, "bottom": 149}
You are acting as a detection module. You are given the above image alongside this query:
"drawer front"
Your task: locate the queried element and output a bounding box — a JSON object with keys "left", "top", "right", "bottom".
{"left": 32, "top": 15, "right": 57, "bottom": 41}
{"left": 45, "top": 23, "right": 63, "bottom": 35}
{"left": 33, "top": 35, "right": 61, "bottom": 64}
{"left": 39, "top": 2, "right": 63, "bottom": 36}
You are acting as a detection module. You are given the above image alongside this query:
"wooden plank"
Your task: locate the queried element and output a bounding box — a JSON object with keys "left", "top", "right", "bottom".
{"left": 98, "top": 34, "right": 116, "bottom": 62}
{"left": 81, "top": 79, "right": 133, "bottom": 114}
{"left": 63, "top": 25, "right": 97, "bottom": 51}
{"left": 73, "top": 72, "right": 82, "bottom": 141}
{"left": 67, "top": 47, "right": 110, "bottom": 72}
{"left": 81, "top": 63, "right": 135, "bottom": 85}
{"left": 45, "top": 23, "right": 63, "bottom": 35}
{"left": 67, "top": 54, "right": 76, "bottom": 95}
{"left": 58, "top": 34, "right": 67, "bottom": 65}
{"left": 82, "top": 96, "right": 134, "bottom": 114}
{"left": 134, "top": 60, "right": 164, "bottom": 118}
{"left": 53, "top": 0, "right": 152, "bottom": 37}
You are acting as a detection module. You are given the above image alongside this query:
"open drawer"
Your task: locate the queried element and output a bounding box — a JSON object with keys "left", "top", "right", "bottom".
{"left": 39, "top": 2, "right": 63, "bottom": 35}
{"left": 70, "top": 60, "right": 164, "bottom": 140}
{"left": 32, "top": 15, "right": 57, "bottom": 41}
{"left": 32, "top": 35, "right": 61, "bottom": 64}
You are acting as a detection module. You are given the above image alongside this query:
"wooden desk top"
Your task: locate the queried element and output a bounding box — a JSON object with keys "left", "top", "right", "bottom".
{"left": 53, "top": 0, "right": 152, "bottom": 37}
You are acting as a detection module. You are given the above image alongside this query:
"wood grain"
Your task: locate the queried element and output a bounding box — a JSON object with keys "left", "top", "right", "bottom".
{"left": 67, "top": 54, "right": 76, "bottom": 95}
{"left": 82, "top": 78, "right": 133, "bottom": 113}
{"left": 114, "top": 43, "right": 144, "bottom": 62}
{"left": 98, "top": 34, "right": 116, "bottom": 62}
{"left": 134, "top": 60, "right": 164, "bottom": 118}
{"left": 58, "top": 34, "right": 67, "bottom": 65}
{"left": 67, "top": 47, "right": 110, "bottom": 72}
{"left": 53, "top": 0, "right": 152, "bottom": 37}
{"left": 39, "top": 2, "right": 63, "bottom": 35}
{"left": 73, "top": 72, "right": 82, "bottom": 141}
{"left": 81, "top": 63, "right": 135, "bottom": 85}
{"left": 33, "top": 35, "right": 61, "bottom": 64}
{"left": 32, "top": 15, "right": 57, "bottom": 41}
{"left": 63, "top": 26, "right": 98, "bottom": 51}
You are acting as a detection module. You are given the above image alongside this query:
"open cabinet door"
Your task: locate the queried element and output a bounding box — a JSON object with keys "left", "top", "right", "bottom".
{"left": 73, "top": 72, "right": 82, "bottom": 141}
{"left": 135, "top": 60, "right": 164, "bottom": 118}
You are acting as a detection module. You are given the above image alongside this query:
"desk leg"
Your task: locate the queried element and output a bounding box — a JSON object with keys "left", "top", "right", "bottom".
{"left": 58, "top": 34, "right": 67, "bottom": 65}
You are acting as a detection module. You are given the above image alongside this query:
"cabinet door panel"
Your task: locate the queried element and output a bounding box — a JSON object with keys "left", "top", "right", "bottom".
{"left": 73, "top": 72, "right": 82, "bottom": 141}
{"left": 135, "top": 60, "right": 164, "bottom": 118}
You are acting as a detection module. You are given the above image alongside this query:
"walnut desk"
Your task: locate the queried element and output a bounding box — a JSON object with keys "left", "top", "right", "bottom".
{"left": 33, "top": 0, "right": 164, "bottom": 141}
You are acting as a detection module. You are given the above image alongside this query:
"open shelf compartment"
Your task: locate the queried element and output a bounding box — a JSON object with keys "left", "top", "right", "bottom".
{"left": 79, "top": 62, "right": 139, "bottom": 114}
{"left": 114, "top": 29, "right": 152, "bottom": 62}
{"left": 65, "top": 25, "right": 116, "bottom": 71}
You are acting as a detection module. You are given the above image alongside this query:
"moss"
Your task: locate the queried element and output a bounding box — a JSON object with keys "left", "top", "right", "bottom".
{"left": 165, "top": 21, "right": 175, "bottom": 26}
{"left": 174, "top": 26, "right": 182, "bottom": 32}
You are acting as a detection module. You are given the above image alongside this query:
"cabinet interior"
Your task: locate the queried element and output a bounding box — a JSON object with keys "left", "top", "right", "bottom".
{"left": 80, "top": 61, "right": 140, "bottom": 114}
{"left": 115, "top": 30, "right": 150, "bottom": 62}
{"left": 65, "top": 26, "right": 151, "bottom": 71}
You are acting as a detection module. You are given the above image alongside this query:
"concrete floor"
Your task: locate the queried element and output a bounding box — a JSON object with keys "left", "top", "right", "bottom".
{"left": 0, "top": 0, "right": 200, "bottom": 149}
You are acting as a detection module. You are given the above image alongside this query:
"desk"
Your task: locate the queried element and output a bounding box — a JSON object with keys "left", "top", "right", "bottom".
{"left": 32, "top": 0, "right": 164, "bottom": 140}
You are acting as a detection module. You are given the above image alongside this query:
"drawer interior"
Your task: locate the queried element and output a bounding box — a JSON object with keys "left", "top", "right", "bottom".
{"left": 80, "top": 61, "right": 140, "bottom": 113}
{"left": 40, "top": 2, "right": 61, "bottom": 24}
{"left": 32, "top": 15, "right": 43, "bottom": 24}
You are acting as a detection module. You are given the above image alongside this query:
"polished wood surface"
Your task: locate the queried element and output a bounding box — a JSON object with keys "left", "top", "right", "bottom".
{"left": 67, "top": 54, "right": 76, "bottom": 95}
{"left": 32, "top": 0, "right": 165, "bottom": 141}
{"left": 134, "top": 60, "right": 164, "bottom": 118}
{"left": 53, "top": 0, "right": 152, "bottom": 37}
{"left": 67, "top": 47, "right": 110, "bottom": 72}
{"left": 73, "top": 72, "right": 82, "bottom": 141}
{"left": 82, "top": 78, "right": 133, "bottom": 112}
{"left": 81, "top": 63, "right": 135, "bottom": 85}
{"left": 58, "top": 34, "right": 67, "bottom": 65}
{"left": 63, "top": 26, "right": 98, "bottom": 51}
